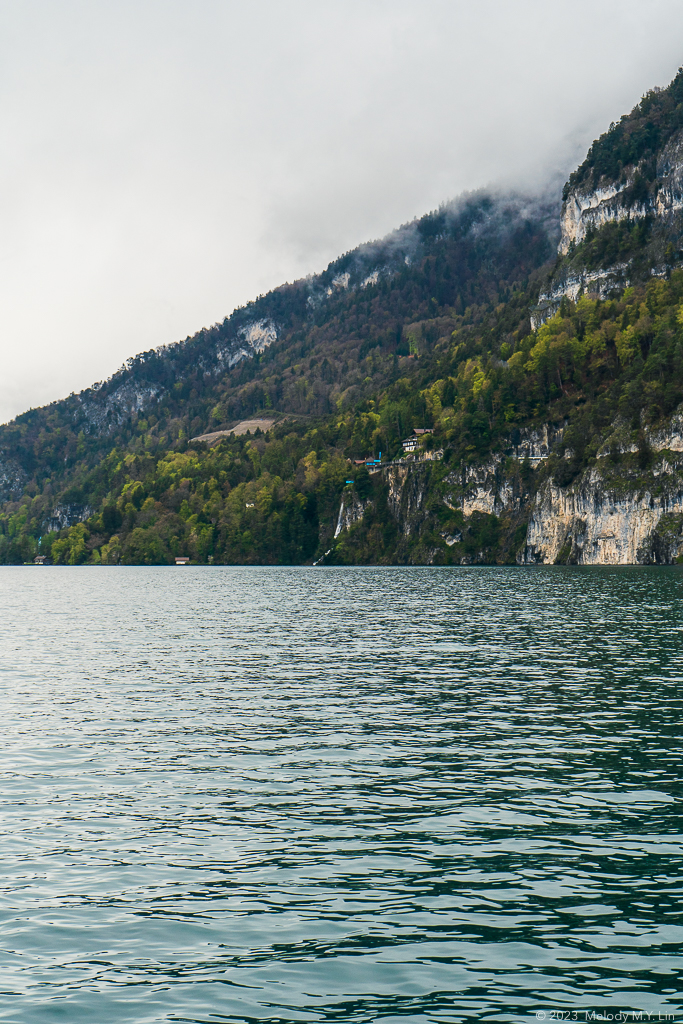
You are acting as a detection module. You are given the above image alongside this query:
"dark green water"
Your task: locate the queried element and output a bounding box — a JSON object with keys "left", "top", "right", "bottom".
{"left": 0, "top": 566, "right": 681, "bottom": 1023}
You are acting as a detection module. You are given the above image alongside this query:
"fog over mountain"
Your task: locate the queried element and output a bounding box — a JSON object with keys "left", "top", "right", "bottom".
{"left": 2, "top": 0, "right": 683, "bottom": 423}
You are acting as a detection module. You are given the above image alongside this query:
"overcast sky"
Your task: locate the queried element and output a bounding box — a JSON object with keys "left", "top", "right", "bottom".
{"left": 1, "top": 0, "right": 683, "bottom": 422}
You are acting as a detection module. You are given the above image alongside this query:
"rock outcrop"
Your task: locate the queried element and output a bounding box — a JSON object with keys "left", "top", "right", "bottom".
{"left": 559, "top": 128, "right": 683, "bottom": 257}
{"left": 47, "top": 504, "right": 94, "bottom": 533}
{"left": 519, "top": 469, "right": 683, "bottom": 564}
{"left": 334, "top": 491, "right": 371, "bottom": 538}
{"left": 446, "top": 456, "right": 516, "bottom": 517}
{"left": 385, "top": 463, "right": 432, "bottom": 536}
{"left": 0, "top": 456, "right": 28, "bottom": 502}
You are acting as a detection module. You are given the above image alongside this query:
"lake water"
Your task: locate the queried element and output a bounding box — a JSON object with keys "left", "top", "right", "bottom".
{"left": 0, "top": 566, "right": 682, "bottom": 1023}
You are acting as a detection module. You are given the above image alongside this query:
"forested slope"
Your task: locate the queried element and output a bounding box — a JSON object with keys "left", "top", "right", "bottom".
{"left": 6, "top": 68, "right": 683, "bottom": 565}
{"left": 0, "top": 190, "right": 560, "bottom": 564}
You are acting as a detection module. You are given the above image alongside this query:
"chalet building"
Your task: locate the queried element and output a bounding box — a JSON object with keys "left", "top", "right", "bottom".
{"left": 33, "top": 555, "right": 49, "bottom": 565}
{"left": 402, "top": 428, "right": 433, "bottom": 454}
{"left": 175, "top": 556, "right": 190, "bottom": 565}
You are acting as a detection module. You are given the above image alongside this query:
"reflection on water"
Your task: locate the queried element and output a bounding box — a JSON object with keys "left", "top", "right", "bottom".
{"left": 0, "top": 566, "right": 681, "bottom": 1023}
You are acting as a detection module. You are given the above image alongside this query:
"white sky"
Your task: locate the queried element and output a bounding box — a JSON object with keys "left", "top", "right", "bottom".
{"left": 1, "top": 0, "right": 683, "bottom": 423}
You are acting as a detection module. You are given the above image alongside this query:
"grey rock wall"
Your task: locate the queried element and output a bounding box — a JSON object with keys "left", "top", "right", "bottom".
{"left": 518, "top": 470, "right": 683, "bottom": 564}
{"left": 47, "top": 504, "right": 94, "bottom": 533}
{"left": 0, "top": 455, "right": 28, "bottom": 502}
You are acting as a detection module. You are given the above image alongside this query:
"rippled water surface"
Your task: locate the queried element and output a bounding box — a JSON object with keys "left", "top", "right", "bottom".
{"left": 1, "top": 565, "right": 682, "bottom": 1023}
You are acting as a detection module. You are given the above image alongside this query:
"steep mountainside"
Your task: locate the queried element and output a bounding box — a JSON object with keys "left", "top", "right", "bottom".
{"left": 536, "top": 68, "right": 683, "bottom": 314}
{"left": 6, "top": 67, "right": 683, "bottom": 566}
{"left": 0, "top": 190, "right": 556, "bottom": 503}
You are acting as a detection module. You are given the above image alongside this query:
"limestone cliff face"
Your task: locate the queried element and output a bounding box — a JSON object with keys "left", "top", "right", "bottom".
{"left": 516, "top": 411, "right": 683, "bottom": 564}
{"left": 558, "top": 129, "right": 683, "bottom": 255}
{"left": 540, "top": 126, "right": 683, "bottom": 314}
{"left": 539, "top": 263, "right": 631, "bottom": 310}
{"left": 334, "top": 491, "right": 371, "bottom": 538}
{"left": 385, "top": 463, "right": 432, "bottom": 536}
{"left": 47, "top": 504, "right": 94, "bottom": 533}
{"left": 443, "top": 424, "right": 563, "bottom": 518}
{"left": 330, "top": 463, "right": 440, "bottom": 561}
{"left": 446, "top": 456, "right": 517, "bottom": 517}
{"left": 508, "top": 423, "right": 565, "bottom": 465}
{"left": 598, "top": 413, "right": 683, "bottom": 458}
{"left": 559, "top": 182, "right": 642, "bottom": 255}
{"left": 655, "top": 129, "right": 683, "bottom": 221}
{"left": 0, "top": 456, "right": 28, "bottom": 502}
{"left": 519, "top": 469, "right": 683, "bottom": 564}
{"left": 77, "top": 380, "right": 163, "bottom": 436}
{"left": 76, "top": 318, "right": 280, "bottom": 438}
